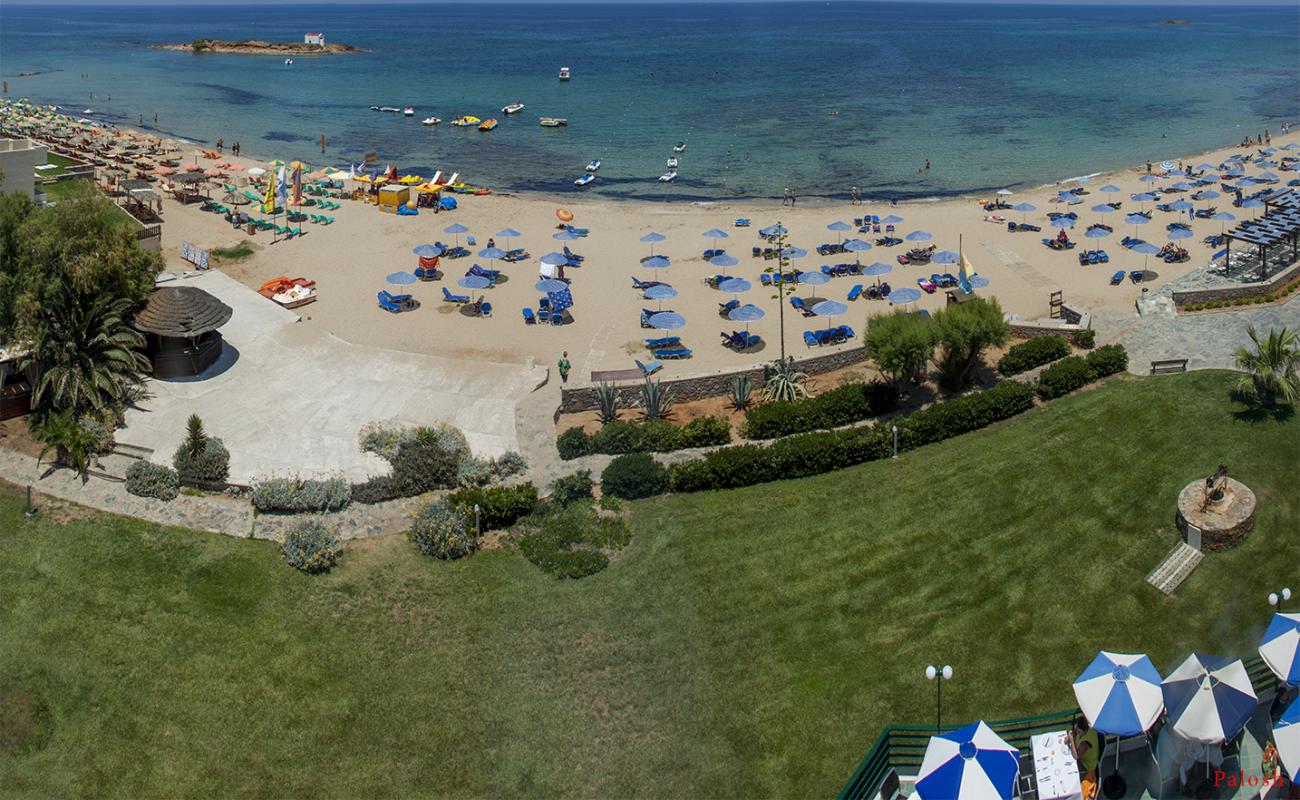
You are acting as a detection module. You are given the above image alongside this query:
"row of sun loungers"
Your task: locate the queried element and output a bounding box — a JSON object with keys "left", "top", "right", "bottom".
{"left": 720, "top": 330, "right": 762, "bottom": 350}
{"left": 916, "top": 274, "right": 960, "bottom": 293}
{"left": 378, "top": 290, "right": 416, "bottom": 313}
{"left": 1007, "top": 222, "right": 1042, "bottom": 233}
{"left": 1078, "top": 250, "right": 1111, "bottom": 265}
{"left": 803, "top": 326, "right": 855, "bottom": 347}
{"left": 847, "top": 282, "right": 892, "bottom": 301}
{"left": 1110, "top": 270, "right": 1145, "bottom": 285}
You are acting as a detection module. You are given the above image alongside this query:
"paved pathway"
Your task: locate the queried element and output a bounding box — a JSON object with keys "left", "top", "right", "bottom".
{"left": 1116, "top": 294, "right": 1300, "bottom": 372}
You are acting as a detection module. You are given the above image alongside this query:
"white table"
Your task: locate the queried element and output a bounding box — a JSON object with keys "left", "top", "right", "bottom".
{"left": 1032, "top": 730, "right": 1083, "bottom": 800}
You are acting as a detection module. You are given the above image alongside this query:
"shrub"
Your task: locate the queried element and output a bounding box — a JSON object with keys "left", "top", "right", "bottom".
{"left": 492, "top": 451, "right": 528, "bottom": 480}
{"left": 1036, "top": 356, "right": 1091, "bottom": 399}
{"left": 730, "top": 374, "right": 754, "bottom": 410}
{"left": 589, "top": 419, "right": 650, "bottom": 454}
{"left": 391, "top": 435, "right": 460, "bottom": 494}
{"left": 124, "top": 460, "right": 179, "bottom": 501}
{"left": 358, "top": 420, "right": 416, "bottom": 461}
{"left": 680, "top": 416, "right": 732, "bottom": 448}
{"left": 1072, "top": 329, "right": 1096, "bottom": 349}
{"left": 173, "top": 437, "right": 230, "bottom": 484}
{"left": 409, "top": 501, "right": 475, "bottom": 560}
{"left": 1085, "top": 344, "right": 1128, "bottom": 379}
{"left": 252, "top": 476, "right": 351, "bottom": 513}
{"left": 549, "top": 470, "right": 594, "bottom": 507}
{"left": 865, "top": 308, "right": 937, "bottom": 394}
{"left": 455, "top": 455, "right": 494, "bottom": 488}
{"left": 932, "top": 297, "right": 1009, "bottom": 391}
{"left": 350, "top": 475, "right": 405, "bottom": 504}
{"left": 997, "top": 336, "right": 1069, "bottom": 376}
{"left": 595, "top": 382, "right": 621, "bottom": 425}
{"left": 667, "top": 459, "right": 716, "bottom": 493}
{"left": 600, "top": 453, "right": 668, "bottom": 499}
{"left": 699, "top": 444, "right": 779, "bottom": 489}
{"left": 742, "top": 381, "right": 897, "bottom": 439}
{"left": 637, "top": 377, "right": 676, "bottom": 421}
{"left": 280, "top": 518, "right": 342, "bottom": 574}
{"left": 448, "top": 483, "right": 539, "bottom": 531}
{"left": 518, "top": 504, "right": 632, "bottom": 579}
{"left": 556, "top": 426, "right": 591, "bottom": 460}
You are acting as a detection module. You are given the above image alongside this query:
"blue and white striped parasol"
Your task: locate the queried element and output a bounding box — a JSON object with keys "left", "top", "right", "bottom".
{"left": 915, "top": 721, "right": 1020, "bottom": 800}
{"left": 1162, "top": 653, "right": 1257, "bottom": 743}
{"left": 1276, "top": 698, "right": 1300, "bottom": 779}
{"left": 1259, "top": 613, "right": 1300, "bottom": 686}
{"left": 1073, "top": 652, "right": 1164, "bottom": 736}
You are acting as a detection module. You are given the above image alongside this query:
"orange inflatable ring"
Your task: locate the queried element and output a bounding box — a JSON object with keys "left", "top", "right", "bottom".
{"left": 555, "top": 208, "right": 574, "bottom": 222}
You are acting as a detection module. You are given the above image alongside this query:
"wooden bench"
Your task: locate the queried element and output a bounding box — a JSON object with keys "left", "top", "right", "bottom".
{"left": 1150, "top": 359, "right": 1188, "bottom": 375}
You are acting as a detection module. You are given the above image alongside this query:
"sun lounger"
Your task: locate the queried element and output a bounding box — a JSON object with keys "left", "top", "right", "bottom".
{"left": 415, "top": 265, "right": 440, "bottom": 281}
{"left": 848, "top": 284, "right": 863, "bottom": 301}
{"left": 466, "top": 264, "right": 501, "bottom": 283}
{"left": 522, "top": 307, "right": 536, "bottom": 324}
{"left": 652, "top": 348, "right": 692, "bottom": 360}
{"left": 917, "top": 277, "right": 937, "bottom": 293}
{"left": 635, "top": 359, "right": 663, "bottom": 376}
{"left": 1129, "top": 271, "right": 1143, "bottom": 285}
{"left": 377, "top": 290, "right": 415, "bottom": 313}
{"left": 1109, "top": 270, "right": 1125, "bottom": 285}
{"left": 645, "top": 336, "right": 681, "bottom": 349}
{"left": 443, "top": 287, "right": 470, "bottom": 303}
{"left": 721, "top": 330, "right": 761, "bottom": 349}
{"left": 563, "top": 246, "right": 584, "bottom": 262}
{"left": 803, "top": 331, "right": 819, "bottom": 347}
{"left": 734, "top": 218, "right": 750, "bottom": 227}
{"left": 719, "top": 298, "right": 740, "bottom": 316}
{"left": 790, "top": 296, "right": 816, "bottom": 316}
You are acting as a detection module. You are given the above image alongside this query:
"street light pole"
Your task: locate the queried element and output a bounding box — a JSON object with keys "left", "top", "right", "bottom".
{"left": 892, "top": 425, "right": 899, "bottom": 459}
{"left": 1269, "top": 587, "right": 1293, "bottom": 611}
{"left": 925, "top": 664, "right": 953, "bottom": 733}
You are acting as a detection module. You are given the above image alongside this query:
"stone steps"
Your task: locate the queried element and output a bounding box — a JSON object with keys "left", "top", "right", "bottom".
{"left": 1145, "top": 541, "right": 1203, "bottom": 595}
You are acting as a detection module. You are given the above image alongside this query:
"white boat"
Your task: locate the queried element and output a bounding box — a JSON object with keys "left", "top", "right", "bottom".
{"left": 284, "top": 58, "right": 293, "bottom": 65}
{"left": 82, "top": 108, "right": 94, "bottom": 115}
{"left": 502, "top": 102, "right": 525, "bottom": 115}
{"left": 666, "top": 157, "right": 678, "bottom": 169}
{"left": 422, "top": 116, "right": 441, "bottom": 126}
{"left": 379, "top": 106, "right": 401, "bottom": 113}
{"left": 403, "top": 107, "right": 414, "bottom": 116}
{"left": 658, "top": 170, "right": 678, "bottom": 183}
{"left": 574, "top": 174, "right": 595, "bottom": 186}
{"left": 559, "top": 66, "right": 571, "bottom": 81}
{"left": 585, "top": 159, "right": 601, "bottom": 172}
{"left": 673, "top": 142, "right": 686, "bottom": 153}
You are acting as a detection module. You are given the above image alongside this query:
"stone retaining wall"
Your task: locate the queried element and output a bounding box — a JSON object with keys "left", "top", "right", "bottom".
{"left": 1007, "top": 303, "right": 1091, "bottom": 340}
{"left": 560, "top": 346, "right": 869, "bottom": 413}
{"left": 1171, "top": 260, "right": 1300, "bottom": 307}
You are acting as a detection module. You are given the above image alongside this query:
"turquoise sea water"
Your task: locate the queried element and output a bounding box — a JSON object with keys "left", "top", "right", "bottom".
{"left": 2, "top": 2, "right": 1297, "bottom": 201}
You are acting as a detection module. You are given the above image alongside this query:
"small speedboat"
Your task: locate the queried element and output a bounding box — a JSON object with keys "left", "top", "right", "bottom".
{"left": 658, "top": 170, "right": 678, "bottom": 183}
{"left": 574, "top": 174, "right": 595, "bottom": 186}
{"left": 284, "top": 59, "right": 293, "bottom": 65}
{"left": 379, "top": 106, "right": 402, "bottom": 113}
{"left": 403, "top": 107, "right": 414, "bottom": 116}
{"left": 82, "top": 108, "right": 94, "bottom": 115}
{"left": 422, "top": 116, "right": 441, "bottom": 126}
{"left": 666, "top": 157, "right": 678, "bottom": 169}
{"left": 539, "top": 117, "right": 568, "bottom": 127}
{"left": 502, "top": 102, "right": 525, "bottom": 115}
{"left": 370, "top": 105, "right": 381, "bottom": 111}
{"left": 478, "top": 118, "right": 498, "bottom": 131}
{"left": 673, "top": 142, "right": 686, "bottom": 153}
{"left": 585, "top": 160, "right": 601, "bottom": 172}
{"left": 559, "top": 66, "right": 571, "bottom": 81}
{"left": 451, "top": 115, "right": 481, "bottom": 127}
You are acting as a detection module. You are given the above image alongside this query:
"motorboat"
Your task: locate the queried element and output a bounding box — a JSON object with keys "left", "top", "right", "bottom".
{"left": 82, "top": 108, "right": 94, "bottom": 115}
{"left": 478, "top": 118, "right": 498, "bottom": 131}
{"left": 658, "top": 170, "right": 678, "bottom": 183}
{"left": 574, "top": 174, "right": 595, "bottom": 187}
{"left": 451, "top": 116, "right": 481, "bottom": 127}
{"left": 559, "top": 66, "right": 571, "bottom": 81}
{"left": 585, "top": 159, "right": 601, "bottom": 172}
{"left": 284, "top": 59, "right": 293, "bottom": 65}
{"left": 539, "top": 117, "right": 568, "bottom": 127}
{"left": 673, "top": 142, "right": 686, "bottom": 153}
{"left": 422, "top": 116, "right": 441, "bottom": 126}
{"left": 403, "top": 107, "right": 414, "bottom": 116}
{"left": 379, "top": 106, "right": 402, "bottom": 113}
{"left": 370, "top": 105, "right": 380, "bottom": 110}
{"left": 666, "top": 157, "right": 678, "bottom": 169}
{"left": 502, "top": 102, "right": 525, "bottom": 115}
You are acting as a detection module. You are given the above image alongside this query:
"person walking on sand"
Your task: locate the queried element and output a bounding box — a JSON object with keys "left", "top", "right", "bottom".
{"left": 790, "top": 187, "right": 797, "bottom": 206}
{"left": 216, "top": 138, "right": 224, "bottom": 153}
{"left": 851, "top": 185, "right": 861, "bottom": 205}
{"left": 782, "top": 187, "right": 790, "bottom": 206}
{"left": 558, "top": 352, "right": 572, "bottom": 384}
{"left": 1146, "top": 161, "right": 1152, "bottom": 174}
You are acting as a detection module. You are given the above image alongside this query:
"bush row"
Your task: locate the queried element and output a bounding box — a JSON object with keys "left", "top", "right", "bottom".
{"left": 742, "top": 381, "right": 898, "bottom": 439}
{"left": 997, "top": 336, "right": 1069, "bottom": 376}
{"left": 447, "top": 483, "right": 539, "bottom": 531}
{"left": 667, "top": 380, "right": 1037, "bottom": 494}
{"left": 557, "top": 416, "right": 731, "bottom": 460}
{"left": 124, "top": 460, "right": 180, "bottom": 501}
{"left": 252, "top": 477, "right": 352, "bottom": 513}
{"left": 600, "top": 453, "right": 669, "bottom": 500}
{"left": 1036, "top": 344, "right": 1129, "bottom": 399}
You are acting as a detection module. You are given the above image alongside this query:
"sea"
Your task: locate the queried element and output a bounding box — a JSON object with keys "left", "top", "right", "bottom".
{"left": 2, "top": 2, "right": 1298, "bottom": 202}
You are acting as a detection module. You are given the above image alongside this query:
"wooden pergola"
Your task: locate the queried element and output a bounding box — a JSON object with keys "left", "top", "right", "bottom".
{"left": 1224, "top": 189, "right": 1300, "bottom": 282}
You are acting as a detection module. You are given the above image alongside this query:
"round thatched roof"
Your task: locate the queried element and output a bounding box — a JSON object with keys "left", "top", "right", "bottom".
{"left": 132, "top": 287, "right": 232, "bottom": 337}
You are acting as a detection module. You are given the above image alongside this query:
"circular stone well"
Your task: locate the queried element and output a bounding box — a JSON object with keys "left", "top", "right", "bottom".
{"left": 1176, "top": 477, "right": 1257, "bottom": 551}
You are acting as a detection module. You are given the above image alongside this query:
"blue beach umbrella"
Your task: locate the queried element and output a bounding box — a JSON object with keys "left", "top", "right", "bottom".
{"left": 781, "top": 246, "right": 808, "bottom": 259}
{"left": 478, "top": 246, "right": 507, "bottom": 265}
{"left": 889, "top": 287, "right": 922, "bottom": 305}
{"left": 386, "top": 271, "right": 417, "bottom": 285}
{"left": 881, "top": 214, "right": 904, "bottom": 225}
{"left": 718, "top": 277, "right": 752, "bottom": 295}
{"left": 1139, "top": 174, "right": 1159, "bottom": 184}
{"left": 1211, "top": 211, "right": 1236, "bottom": 222}
{"left": 758, "top": 224, "right": 788, "bottom": 237}
{"left": 648, "top": 311, "right": 685, "bottom": 330}
{"left": 1241, "top": 198, "right": 1265, "bottom": 209}
{"left": 710, "top": 254, "right": 740, "bottom": 273}
{"left": 1162, "top": 653, "right": 1257, "bottom": 743}
{"left": 495, "top": 228, "right": 522, "bottom": 248}
{"left": 553, "top": 230, "right": 580, "bottom": 241}
{"left": 643, "top": 283, "right": 678, "bottom": 309}
{"left": 1196, "top": 163, "right": 1217, "bottom": 172}
{"left": 728, "top": 303, "right": 765, "bottom": 324}
{"left": 1085, "top": 227, "right": 1112, "bottom": 240}
{"left": 914, "top": 721, "right": 1019, "bottom": 800}
{"left": 1168, "top": 199, "right": 1194, "bottom": 213}
{"left": 1169, "top": 181, "right": 1193, "bottom": 191}
{"left": 932, "top": 250, "right": 960, "bottom": 264}
{"left": 1050, "top": 217, "right": 1075, "bottom": 229}
{"left": 1197, "top": 189, "right": 1221, "bottom": 200}
{"left": 1013, "top": 203, "right": 1035, "bottom": 222}
{"left": 540, "top": 252, "right": 568, "bottom": 266}
{"left": 906, "top": 230, "right": 933, "bottom": 242}
{"left": 1092, "top": 204, "right": 1116, "bottom": 214}
{"left": 812, "top": 300, "right": 848, "bottom": 318}
{"left": 458, "top": 275, "right": 491, "bottom": 290}
{"left": 535, "top": 278, "right": 567, "bottom": 293}
{"left": 412, "top": 244, "right": 443, "bottom": 258}
{"left": 548, "top": 288, "right": 574, "bottom": 316}
{"left": 1237, "top": 177, "right": 1259, "bottom": 188}
{"left": 702, "top": 227, "right": 729, "bottom": 239}
{"left": 970, "top": 275, "right": 990, "bottom": 289}
{"left": 1259, "top": 613, "right": 1300, "bottom": 686}
{"left": 1168, "top": 228, "right": 1193, "bottom": 240}
{"left": 643, "top": 255, "right": 671, "bottom": 271}
{"left": 827, "top": 220, "right": 852, "bottom": 242}
{"left": 1073, "top": 652, "right": 1165, "bottom": 737}
{"left": 863, "top": 262, "right": 893, "bottom": 277}
{"left": 1125, "top": 213, "right": 1150, "bottom": 234}
{"left": 1277, "top": 700, "right": 1300, "bottom": 780}
{"left": 844, "top": 239, "right": 872, "bottom": 253}
{"left": 797, "top": 270, "right": 829, "bottom": 286}
{"left": 640, "top": 231, "right": 666, "bottom": 256}
{"left": 442, "top": 223, "right": 469, "bottom": 246}
{"left": 1100, "top": 184, "right": 1121, "bottom": 194}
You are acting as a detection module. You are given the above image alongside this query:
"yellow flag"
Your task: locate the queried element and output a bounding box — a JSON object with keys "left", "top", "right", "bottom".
{"left": 262, "top": 172, "right": 276, "bottom": 215}
{"left": 959, "top": 252, "right": 974, "bottom": 284}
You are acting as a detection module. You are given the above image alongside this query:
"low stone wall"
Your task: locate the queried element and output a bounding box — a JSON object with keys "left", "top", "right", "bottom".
{"left": 1171, "top": 260, "right": 1300, "bottom": 307}
{"left": 560, "top": 346, "right": 870, "bottom": 413}
{"left": 1007, "top": 304, "right": 1091, "bottom": 340}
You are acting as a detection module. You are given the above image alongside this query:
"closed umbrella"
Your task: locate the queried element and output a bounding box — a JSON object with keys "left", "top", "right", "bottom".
{"left": 386, "top": 271, "right": 417, "bottom": 285}
{"left": 914, "top": 721, "right": 1020, "bottom": 800}
{"left": 1275, "top": 699, "right": 1300, "bottom": 780}
{"left": 648, "top": 311, "right": 685, "bottom": 330}
{"left": 1162, "top": 653, "right": 1257, "bottom": 744}
{"left": 1259, "top": 613, "right": 1300, "bottom": 686}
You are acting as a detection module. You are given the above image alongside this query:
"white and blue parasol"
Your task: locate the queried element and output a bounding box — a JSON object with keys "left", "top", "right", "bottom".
{"left": 1275, "top": 698, "right": 1300, "bottom": 779}
{"left": 1161, "top": 653, "right": 1257, "bottom": 743}
{"left": 915, "top": 720, "right": 1019, "bottom": 800}
{"left": 1073, "top": 651, "right": 1164, "bottom": 736}
{"left": 1258, "top": 613, "right": 1300, "bottom": 686}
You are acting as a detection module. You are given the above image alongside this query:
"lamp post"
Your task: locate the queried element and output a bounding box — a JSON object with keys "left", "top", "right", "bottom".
{"left": 1269, "top": 587, "right": 1293, "bottom": 611}
{"left": 925, "top": 664, "right": 953, "bottom": 733}
{"left": 892, "top": 425, "right": 899, "bottom": 459}
{"left": 25, "top": 478, "right": 36, "bottom": 517}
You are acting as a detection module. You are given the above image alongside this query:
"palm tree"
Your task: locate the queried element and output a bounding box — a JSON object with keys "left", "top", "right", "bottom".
{"left": 21, "top": 289, "right": 150, "bottom": 416}
{"left": 1235, "top": 325, "right": 1300, "bottom": 408}
{"left": 30, "top": 409, "right": 100, "bottom": 478}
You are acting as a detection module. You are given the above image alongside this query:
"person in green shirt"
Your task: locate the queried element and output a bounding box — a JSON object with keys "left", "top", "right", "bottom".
{"left": 1069, "top": 717, "right": 1100, "bottom": 778}
{"left": 557, "top": 352, "right": 571, "bottom": 384}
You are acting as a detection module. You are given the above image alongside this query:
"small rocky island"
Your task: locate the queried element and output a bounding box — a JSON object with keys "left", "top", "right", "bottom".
{"left": 160, "top": 39, "right": 362, "bottom": 55}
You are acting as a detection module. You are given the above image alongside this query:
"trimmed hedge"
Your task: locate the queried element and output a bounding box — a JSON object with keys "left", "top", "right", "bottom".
{"left": 1072, "top": 329, "right": 1096, "bottom": 349}
{"left": 124, "top": 461, "right": 179, "bottom": 501}
{"left": 742, "top": 381, "right": 897, "bottom": 439}
{"left": 557, "top": 416, "right": 731, "bottom": 460}
{"left": 997, "top": 336, "right": 1069, "bottom": 376}
{"left": 252, "top": 477, "right": 351, "bottom": 513}
{"left": 600, "top": 453, "right": 669, "bottom": 499}
{"left": 447, "top": 483, "right": 539, "bottom": 531}
{"left": 550, "top": 471, "right": 594, "bottom": 507}
{"left": 1085, "top": 344, "right": 1128, "bottom": 378}
{"left": 1036, "top": 344, "right": 1128, "bottom": 400}
{"left": 280, "top": 519, "right": 342, "bottom": 574}
{"left": 669, "top": 380, "right": 1036, "bottom": 493}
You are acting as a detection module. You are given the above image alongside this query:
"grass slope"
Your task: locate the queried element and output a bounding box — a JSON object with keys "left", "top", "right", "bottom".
{"left": 1, "top": 372, "right": 1296, "bottom": 798}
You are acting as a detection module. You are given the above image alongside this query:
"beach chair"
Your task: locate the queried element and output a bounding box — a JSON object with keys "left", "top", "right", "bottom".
{"left": 631, "top": 276, "right": 659, "bottom": 290}
{"left": 790, "top": 297, "right": 816, "bottom": 316}
{"left": 415, "top": 265, "right": 439, "bottom": 281}
{"left": 443, "top": 287, "right": 470, "bottom": 304}
{"left": 720, "top": 331, "right": 744, "bottom": 349}
{"left": 734, "top": 218, "right": 750, "bottom": 227}
{"left": 1129, "top": 271, "right": 1143, "bottom": 285}
{"left": 653, "top": 348, "right": 692, "bottom": 360}
{"left": 466, "top": 264, "right": 501, "bottom": 283}
{"left": 848, "top": 284, "right": 863, "bottom": 301}
{"left": 917, "top": 277, "right": 937, "bottom": 293}
{"left": 719, "top": 298, "right": 740, "bottom": 316}
{"left": 803, "top": 330, "right": 819, "bottom": 348}
{"left": 466, "top": 235, "right": 477, "bottom": 247}
{"left": 1109, "top": 270, "right": 1125, "bottom": 285}
{"left": 563, "top": 246, "right": 584, "bottom": 263}
{"left": 377, "top": 293, "right": 403, "bottom": 313}
{"left": 480, "top": 301, "right": 492, "bottom": 317}
{"left": 522, "top": 307, "right": 536, "bottom": 324}
{"left": 537, "top": 307, "right": 551, "bottom": 324}
{"left": 837, "top": 325, "right": 856, "bottom": 340}
{"left": 759, "top": 273, "right": 773, "bottom": 286}
{"left": 635, "top": 359, "right": 663, "bottom": 376}
{"left": 645, "top": 336, "right": 681, "bottom": 349}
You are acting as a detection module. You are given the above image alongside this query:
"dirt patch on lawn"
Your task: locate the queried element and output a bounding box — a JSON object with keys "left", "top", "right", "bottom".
{"left": 0, "top": 690, "right": 52, "bottom": 756}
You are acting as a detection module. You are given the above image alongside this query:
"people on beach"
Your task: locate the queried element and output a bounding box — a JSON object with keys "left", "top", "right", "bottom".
{"left": 1146, "top": 161, "right": 1152, "bottom": 173}
{"left": 790, "top": 187, "right": 797, "bottom": 206}
{"left": 487, "top": 237, "right": 495, "bottom": 249}
{"left": 153, "top": 113, "right": 158, "bottom": 125}
{"left": 924, "top": 159, "right": 931, "bottom": 171}
{"left": 557, "top": 352, "right": 571, "bottom": 384}
{"left": 850, "top": 185, "right": 861, "bottom": 205}
{"left": 233, "top": 142, "right": 240, "bottom": 156}
{"left": 782, "top": 187, "right": 791, "bottom": 206}
{"left": 216, "top": 138, "right": 224, "bottom": 153}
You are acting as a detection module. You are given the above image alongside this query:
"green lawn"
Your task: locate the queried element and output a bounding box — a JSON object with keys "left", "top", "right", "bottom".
{"left": 2, "top": 372, "right": 1296, "bottom": 798}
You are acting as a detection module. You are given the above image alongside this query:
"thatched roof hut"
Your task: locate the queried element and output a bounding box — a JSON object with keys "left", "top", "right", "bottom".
{"left": 132, "top": 287, "right": 232, "bottom": 378}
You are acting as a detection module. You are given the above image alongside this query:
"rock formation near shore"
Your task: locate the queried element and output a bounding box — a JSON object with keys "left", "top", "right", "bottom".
{"left": 159, "top": 39, "right": 362, "bottom": 55}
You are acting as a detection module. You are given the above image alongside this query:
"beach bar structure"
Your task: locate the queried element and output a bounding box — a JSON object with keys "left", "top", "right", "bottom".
{"left": 131, "top": 286, "right": 233, "bottom": 378}
{"left": 377, "top": 184, "right": 410, "bottom": 214}
{"left": 1223, "top": 189, "right": 1300, "bottom": 282}
{"left": 0, "top": 345, "right": 34, "bottom": 421}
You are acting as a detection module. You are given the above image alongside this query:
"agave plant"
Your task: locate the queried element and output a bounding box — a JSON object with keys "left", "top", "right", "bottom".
{"left": 595, "top": 382, "right": 621, "bottom": 425}
{"left": 729, "top": 374, "right": 754, "bottom": 411}
{"left": 761, "top": 358, "right": 810, "bottom": 402}
{"left": 1235, "top": 325, "right": 1300, "bottom": 408}
{"left": 637, "top": 377, "right": 676, "bottom": 421}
